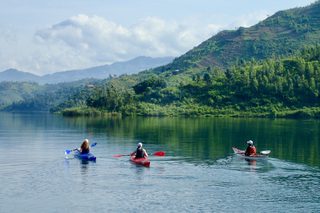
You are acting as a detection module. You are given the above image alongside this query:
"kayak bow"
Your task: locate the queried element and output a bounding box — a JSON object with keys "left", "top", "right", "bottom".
{"left": 74, "top": 150, "right": 96, "bottom": 161}
{"left": 130, "top": 155, "right": 150, "bottom": 167}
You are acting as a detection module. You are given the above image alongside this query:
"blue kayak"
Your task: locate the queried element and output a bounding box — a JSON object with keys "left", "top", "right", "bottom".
{"left": 74, "top": 150, "right": 96, "bottom": 161}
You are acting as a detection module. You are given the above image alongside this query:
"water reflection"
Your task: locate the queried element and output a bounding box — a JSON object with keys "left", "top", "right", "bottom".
{"left": 131, "top": 166, "right": 147, "bottom": 181}
{"left": 60, "top": 116, "right": 320, "bottom": 167}
{"left": 80, "top": 161, "right": 90, "bottom": 174}
{"left": 245, "top": 159, "right": 257, "bottom": 166}
{"left": 0, "top": 112, "right": 319, "bottom": 168}
{"left": 0, "top": 112, "right": 319, "bottom": 212}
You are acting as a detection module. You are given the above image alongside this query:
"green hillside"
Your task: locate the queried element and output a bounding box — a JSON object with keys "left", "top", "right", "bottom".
{"left": 154, "top": 1, "right": 320, "bottom": 74}
{"left": 2, "top": 1, "right": 320, "bottom": 118}
{"left": 1, "top": 79, "right": 103, "bottom": 111}
{"left": 0, "top": 82, "right": 40, "bottom": 109}
{"left": 57, "top": 45, "right": 320, "bottom": 118}
{"left": 59, "top": 2, "right": 320, "bottom": 118}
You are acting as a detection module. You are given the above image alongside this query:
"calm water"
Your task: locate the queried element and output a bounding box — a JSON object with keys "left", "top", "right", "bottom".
{"left": 0, "top": 112, "right": 319, "bottom": 212}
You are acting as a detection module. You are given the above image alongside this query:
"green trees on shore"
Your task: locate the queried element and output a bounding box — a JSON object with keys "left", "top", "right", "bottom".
{"left": 60, "top": 46, "right": 320, "bottom": 118}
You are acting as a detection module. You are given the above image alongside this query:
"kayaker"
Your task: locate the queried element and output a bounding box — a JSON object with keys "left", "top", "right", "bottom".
{"left": 77, "top": 139, "right": 90, "bottom": 154}
{"left": 132, "top": 142, "right": 148, "bottom": 159}
{"left": 245, "top": 140, "right": 256, "bottom": 156}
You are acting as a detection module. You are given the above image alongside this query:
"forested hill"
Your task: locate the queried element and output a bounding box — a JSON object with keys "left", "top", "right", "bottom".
{"left": 56, "top": 1, "right": 320, "bottom": 118}
{"left": 154, "top": 1, "right": 320, "bottom": 74}
{"left": 2, "top": 1, "right": 320, "bottom": 118}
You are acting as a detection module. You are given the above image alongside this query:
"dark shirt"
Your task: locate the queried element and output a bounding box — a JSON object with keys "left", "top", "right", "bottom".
{"left": 135, "top": 148, "right": 144, "bottom": 158}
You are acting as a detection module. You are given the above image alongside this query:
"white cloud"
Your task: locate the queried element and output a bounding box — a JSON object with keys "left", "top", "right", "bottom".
{"left": 2, "top": 14, "right": 260, "bottom": 75}
{"left": 30, "top": 14, "right": 221, "bottom": 74}
{"left": 227, "top": 11, "right": 268, "bottom": 29}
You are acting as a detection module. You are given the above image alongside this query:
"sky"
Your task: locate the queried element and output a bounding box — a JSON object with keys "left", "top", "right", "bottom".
{"left": 0, "top": 0, "right": 316, "bottom": 75}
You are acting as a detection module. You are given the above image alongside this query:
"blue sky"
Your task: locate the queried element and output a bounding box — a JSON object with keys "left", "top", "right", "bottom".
{"left": 0, "top": 0, "right": 316, "bottom": 75}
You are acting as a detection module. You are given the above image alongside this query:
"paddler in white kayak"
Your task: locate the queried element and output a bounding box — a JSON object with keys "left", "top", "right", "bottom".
{"left": 245, "top": 140, "right": 256, "bottom": 156}
{"left": 131, "top": 142, "right": 148, "bottom": 159}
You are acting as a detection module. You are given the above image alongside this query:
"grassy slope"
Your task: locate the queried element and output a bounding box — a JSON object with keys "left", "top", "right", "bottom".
{"left": 153, "top": 1, "right": 320, "bottom": 74}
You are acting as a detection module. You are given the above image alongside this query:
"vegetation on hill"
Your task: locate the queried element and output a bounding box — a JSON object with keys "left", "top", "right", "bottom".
{"left": 0, "top": 82, "right": 40, "bottom": 109}
{"left": 1, "top": 1, "right": 320, "bottom": 119}
{"left": 57, "top": 45, "right": 320, "bottom": 118}
{"left": 1, "top": 79, "right": 103, "bottom": 111}
{"left": 153, "top": 1, "right": 320, "bottom": 74}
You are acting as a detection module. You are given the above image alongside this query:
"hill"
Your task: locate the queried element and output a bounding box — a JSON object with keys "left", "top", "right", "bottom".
{"left": 0, "top": 69, "right": 41, "bottom": 82}
{"left": 58, "top": 1, "right": 320, "bottom": 118}
{"left": 0, "top": 81, "right": 40, "bottom": 109}
{"left": 0, "top": 79, "right": 105, "bottom": 111}
{"left": 154, "top": 1, "right": 320, "bottom": 74}
{"left": 0, "top": 56, "right": 173, "bottom": 84}
{"left": 2, "top": 1, "right": 320, "bottom": 118}
{"left": 40, "top": 56, "right": 173, "bottom": 84}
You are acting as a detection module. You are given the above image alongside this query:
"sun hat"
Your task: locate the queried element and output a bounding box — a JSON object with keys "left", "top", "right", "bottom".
{"left": 246, "top": 140, "right": 253, "bottom": 145}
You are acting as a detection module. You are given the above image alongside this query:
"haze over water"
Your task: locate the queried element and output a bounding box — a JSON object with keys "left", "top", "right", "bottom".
{"left": 0, "top": 112, "right": 319, "bottom": 212}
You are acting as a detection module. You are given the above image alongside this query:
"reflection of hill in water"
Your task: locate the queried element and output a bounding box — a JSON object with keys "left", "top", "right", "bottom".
{"left": 64, "top": 116, "right": 320, "bottom": 167}
{"left": 1, "top": 112, "right": 319, "bottom": 167}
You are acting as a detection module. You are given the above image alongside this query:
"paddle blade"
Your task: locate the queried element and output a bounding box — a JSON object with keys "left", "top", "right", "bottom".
{"left": 91, "top": 142, "right": 97, "bottom": 147}
{"left": 153, "top": 151, "right": 165, "bottom": 156}
{"left": 260, "top": 150, "right": 271, "bottom": 155}
{"left": 65, "top": 150, "right": 72, "bottom": 155}
{"left": 113, "top": 154, "right": 124, "bottom": 158}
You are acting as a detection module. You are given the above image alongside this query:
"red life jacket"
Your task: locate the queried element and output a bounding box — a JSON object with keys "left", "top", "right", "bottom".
{"left": 245, "top": 146, "right": 256, "bottom": 156}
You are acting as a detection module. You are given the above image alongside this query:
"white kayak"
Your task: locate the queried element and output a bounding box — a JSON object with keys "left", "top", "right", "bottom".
{"left": 232, "top": 147, "right": 271, "bottom": 160}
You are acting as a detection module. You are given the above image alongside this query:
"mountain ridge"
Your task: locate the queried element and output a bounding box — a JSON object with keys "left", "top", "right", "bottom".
{"left": 0, "top": 56, "right": 174, "bottom": 84}
{"left": 154, "top": 1, "right": 320, "bottom": 74}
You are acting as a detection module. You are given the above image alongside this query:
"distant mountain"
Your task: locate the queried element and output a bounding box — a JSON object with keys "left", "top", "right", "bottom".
{"left": 2, "top": 1, "right": 320, "bottom": 117}
{"left": 0, "top": 81, "right": 40, "bottom": 109}
{"left": 0, "top": 69, "right": 41, "bottom": 82}
{"left": 154, "top": 1, "right": 320, "bottom": 74}
{"left": 0, "top": 56, "right": 174, "bottom": 84}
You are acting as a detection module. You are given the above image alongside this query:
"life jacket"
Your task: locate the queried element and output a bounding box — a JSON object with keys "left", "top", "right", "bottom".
{"left": 135, "top": 148, "right": 144, "bottom": 158}
{"left": 245, "top": 145, "right": 256, "bottom": 156}
{"left": 81, "top": 149, "right": 89, "bottom": 154}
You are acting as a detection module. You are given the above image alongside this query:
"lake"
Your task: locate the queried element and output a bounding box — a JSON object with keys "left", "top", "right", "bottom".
{"left": 0, "top": 112, "right": 319, "bottom": 212}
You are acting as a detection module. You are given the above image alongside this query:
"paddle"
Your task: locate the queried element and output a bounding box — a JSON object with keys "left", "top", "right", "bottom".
{"left": 113, "top": 151, "right": 165, "bottom": 158}
{"left": 65, "top": 142, "right": 97, "bottom": 155}
{"left": 260, "top": 150, "right": 271, "bottom": 155}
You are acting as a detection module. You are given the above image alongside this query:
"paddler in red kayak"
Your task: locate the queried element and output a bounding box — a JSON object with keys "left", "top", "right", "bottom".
{"left": 245, "top": 140, "right": 256, "bottom": 156}
{"left": 131, "top": 142, "right": 148, "bottom": 159}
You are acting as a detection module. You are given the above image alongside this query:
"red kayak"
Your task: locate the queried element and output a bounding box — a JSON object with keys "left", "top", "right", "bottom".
{"left": 130, "top": 155, "right": 150, "bottom": 167}
{"left": 232, "top": 147, "right": 270, "bottom": 160}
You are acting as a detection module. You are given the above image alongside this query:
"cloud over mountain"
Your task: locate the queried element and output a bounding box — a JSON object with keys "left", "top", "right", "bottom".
{"left": 36, "top": 15, "right": 221, "bottom": 65}
{"left": 0, "top": 12, "right": 267, "bottom": 75}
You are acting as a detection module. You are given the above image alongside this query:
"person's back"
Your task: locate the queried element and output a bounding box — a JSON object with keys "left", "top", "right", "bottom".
{"left": 245, "top": 140, "right": 256, "bottom": 156}
{"left": 80, "top": 139, "right": 90, "bottom": 154}
{"left": 133, "top": 142, "right": 148, "bottom": 159}
{"left": 135, "top": 147, "right": 144, "bottom": 158}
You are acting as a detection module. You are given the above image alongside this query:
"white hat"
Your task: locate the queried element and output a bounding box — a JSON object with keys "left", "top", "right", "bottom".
{"left": 247, "top": 140, "right": 254, "bottom": 145}
{"left": 137, "top": 142, "right": 143, "bottom": 148}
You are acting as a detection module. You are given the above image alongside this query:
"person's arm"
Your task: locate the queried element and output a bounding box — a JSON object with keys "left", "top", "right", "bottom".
{"left": 244, "top": 147, "right": 249, "bottom": 156}
{"left": 143, "top": 149, "right": 149, "bottom": 157}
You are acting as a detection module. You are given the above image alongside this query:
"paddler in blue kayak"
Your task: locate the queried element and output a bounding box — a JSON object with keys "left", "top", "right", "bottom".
{"left": 77, "top": 139, "right": 90, "bottom": 154}
{"left": 131, "top": 142, "right": 148, "bottom": 159}
{"left": 245, "top": 140, "right": 256, "bottom": 156}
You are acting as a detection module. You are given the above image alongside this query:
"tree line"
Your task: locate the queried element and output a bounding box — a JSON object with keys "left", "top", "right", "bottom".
{"left": 61, "top": 45, "right": 319, "bottom": 118}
